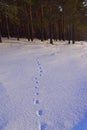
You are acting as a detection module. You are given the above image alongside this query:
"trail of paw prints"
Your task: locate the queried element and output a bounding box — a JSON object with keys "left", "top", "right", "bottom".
{"left": 33, "top": 58, "right": 43, "bottom": 101}
{"left": 34, "top": 77, "right": 39, "bottom": 92}
{"left": 33, "top": 58, "right": 54, "bottom": 130}
{"left": 33, "top": 58, "right": 46, "bottom": 130}
{"left": 36, "top": 58, "right": 43, "bottom": 77}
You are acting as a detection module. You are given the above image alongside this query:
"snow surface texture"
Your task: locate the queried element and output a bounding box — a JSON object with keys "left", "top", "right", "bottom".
{"left": 0, "top": 38, "right": 87, "bottom": 130}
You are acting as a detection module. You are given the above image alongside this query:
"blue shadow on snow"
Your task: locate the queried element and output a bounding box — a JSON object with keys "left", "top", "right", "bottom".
{"left": 72, "top": 113, "right": 87, "bottom": 130}
{"left": 0, "top": 82, "right": 9, "bottom": 130}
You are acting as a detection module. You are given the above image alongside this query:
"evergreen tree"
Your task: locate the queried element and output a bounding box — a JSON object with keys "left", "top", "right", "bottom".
{"left": 0, "top": 0, "right": 87, "bottom": 42}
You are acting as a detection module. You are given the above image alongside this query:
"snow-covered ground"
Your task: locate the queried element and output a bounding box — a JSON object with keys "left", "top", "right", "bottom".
{"left": 0, "top": 38, "right": 87, "bottom": 130}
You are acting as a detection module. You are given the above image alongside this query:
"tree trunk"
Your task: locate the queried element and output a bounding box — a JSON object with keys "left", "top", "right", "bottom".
{"left": 25, "top": 6, "right": 30, "bottom": 41}
{"left": 0, "top": 34, "right": 2, "bottom": 43}
{"left": 44, "top": 27, "right": 47, "bottom": 40}
{"left": 0, "top": 31, "right": 2, "bottom": 43}
{"left": 62, "top": 14, "right": 65, "bottom": 41}
{"left": 49, "top": 0, "right": 53, "bottom": 44}
{"left": 72, "top": 23, "right": 75, "bottom": 44}
{"left": 49, "top": 19, "right": 53, "bottom": 44}
{"left": 6, "top": 16, "right": 10, "bottom": 39}
{"left": 27, "top": 22, "right": 30, "bottom": 41}
{"left": 29, "top": 5, "right": 33, "bottom": 41}
{"left": 68, "top": 25, "right": 71, "bottom": 44}
{"left": 0, "top": 23, "right": 2, "bottom": 42}
{"left": 41, "top": 5, "right": 44, "bottom": 41}
{"left": 58, "top": 19, "right": 62, "bottom": 41}
{"left": 17, "top": 26, "right": 20, "bottom": 41}
{"left": 53, "top": 20, "right": 58, "bottom": 41}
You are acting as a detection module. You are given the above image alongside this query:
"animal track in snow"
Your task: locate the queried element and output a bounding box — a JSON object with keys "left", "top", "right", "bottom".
{"left": 37, "top": 58, "right": 40, "bottom": 64}
{"left": 39, "top": 122, "right": 47, "bottom": 130}
{"left": 39, "top": 66, "right": 42, "bottom": 69}
{"left": 34, "top": 77, "right": 39, "bottom": 85}
{"left": 39, "top": 122, "right": 54, "bottom": 130}
{"left": 35, "top": 86, "right": 38, "bottom": 89}
{"left": 36, "top": 58, "right": 43, "bottom": 77}
{"left": 34, "top": 99, "right": 40, "bottom": 105}
{"left": 37, "top": 62, "right": 41, "bottom": 66}
{"left": 36, "top": 92, "right": 39, "bottom": 95}
{"left": 37, "top": 109, "right": 43, "bottom": 116}
{"left": 34, "top": 58, "right": 45, "bottom": 129}
{"left": 35, "top": 77, "right": 38, "bottom": 80}
{"left": 36, "top": 81, "right": 39, "bottom": 84}
{"left": 40, "top": 74, "right": 42, "bottom": 77}
{"left": 34, "top": 77, "right": 39, "bottom": 90}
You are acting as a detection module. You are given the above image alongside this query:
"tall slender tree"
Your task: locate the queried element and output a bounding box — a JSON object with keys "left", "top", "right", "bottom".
{"left": 49, "top": 0, "right": 53, "bottom": 44}
{"left": 0, "top": 0, "right": 87, "bottom": 42}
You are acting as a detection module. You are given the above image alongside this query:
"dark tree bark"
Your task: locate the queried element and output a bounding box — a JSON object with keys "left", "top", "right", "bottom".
{"left": 58, "top": 19, "right": 62, "bottom": 41}
{"left": 0, "top": 23, "right": 2, "bottom": 42}
{"left": 49, "top": 0, "right": 53, "bottom": 44}
{"left": 72, "top": 23, "right": 75, "bottom": 44}
{"left": 0, "top": 31, "right": 2, "bottom": 43}
{"left": 49, "top": 20, "right": 53, "bottom": 44}
{"left": 5, "top": 16, "right": 10, "bottom": 39}
{"left": 44, "top": 27, "right": 47, "bottom": 40}
{"left": 17, "top": 26, "right": 20, "bottom": 40}
{"left": 41, "top": 5, "right": 44, "bottom": 41}
{"left": 53, "top": 20, "right": 58, "bottom": 41}
{"left": 68, "top": 25, "right": 71, "bottom": 44}
{"left": 27, "top": 22, "right": 30, "bottom": 41}
{"left": 62, "top": 14, "right": 65, "bottom": 41}
{"left": 29, "top": 5, "right": 33, "bottom": 41}
{"left": 25, "top": 5, "right": 30, "bottom": 41}
{"left": 0, "top": 34, "right": 2, "bottom": 43}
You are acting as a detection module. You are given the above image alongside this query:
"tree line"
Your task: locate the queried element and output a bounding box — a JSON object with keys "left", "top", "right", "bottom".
{"left": 0, "top": 0, "right": 87, "bottom": 44}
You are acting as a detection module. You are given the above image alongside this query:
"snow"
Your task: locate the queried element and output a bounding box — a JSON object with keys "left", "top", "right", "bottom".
{"left": 0, "top": 38, "right": 87, "bottom": 130}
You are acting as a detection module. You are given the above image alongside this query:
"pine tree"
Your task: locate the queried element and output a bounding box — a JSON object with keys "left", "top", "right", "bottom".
{"left": 0, "top": 0, "right": 87, "bottom": 42}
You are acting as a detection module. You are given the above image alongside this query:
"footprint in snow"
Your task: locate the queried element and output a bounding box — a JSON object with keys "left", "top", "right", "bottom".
{"left": 34, "top": 99, "right": 40, "bottom": 105}
{"left": 37, "top": 60, "right": 41, "bottom": 66}
{"left": 39, "top": 66, "right": 42, "bottom": 70}
{"left": 38, "top": 62, "right": 41, "bottom": 66}
{"left": 39, "top": 67, "right": 43, "bottom": 74}
{"left": 34, "top": 77, "right": 39, "bottom": 84}
{"left": 36, "top": 81, "right": 39, "bottom": 84}
{"left": 36, "top": 92, "right": 39, "bottom": 95}
{"left": 35, "top": 77, "right": 38, "bottom": 80}
{"left": 39, "top": 122, "right": 54, "bottom": 130}
{"left": 40, "top": 70, "right": 43, "bottom": 73}
{"left": 40, "top": 73, "right": 42, "bottom": 77}
{"left": 37, "top": 109, "right": 43, "bottom": 116}
{"left": 35, "top": 86, "right": 38, "bottom": 89}
{"left": 39, "top": 122, "right": 47, "bottom": 130}
{"left": 36, "top": 58, "right": 44, "bottom": 76}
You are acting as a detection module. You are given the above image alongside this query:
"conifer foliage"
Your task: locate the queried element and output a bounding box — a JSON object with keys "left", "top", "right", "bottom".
{"left": 0, "top": 0, "right": 87, "bottom": 43}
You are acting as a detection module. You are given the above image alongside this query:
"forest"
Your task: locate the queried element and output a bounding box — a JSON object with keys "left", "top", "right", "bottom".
{"left": 0, "top": 0, "right": 87, "bottom": 44}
